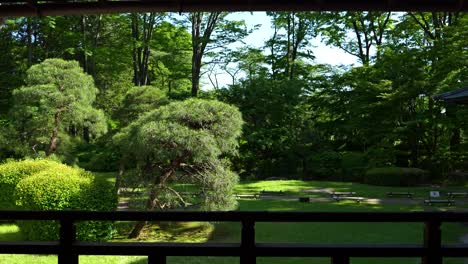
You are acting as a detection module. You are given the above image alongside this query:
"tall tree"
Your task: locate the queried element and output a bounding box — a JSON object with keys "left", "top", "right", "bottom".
{"left": 115, "top": 99, "right": 242, "bottom": 238}
{"left": 219, "top": 77, "right": 306, "bottom": 178}
{"left": 150, "top": 22, "right": 192, "bottom": 95}
{"left": 11, "top": 59, "right": 107, "bottom": 156}
{"left": 266, "top": 12, "right": 316, "bottom": 79}
{"left": 130, "top": 13, "right": 164, "bottom": 86}
{"left": 188, "top": 12, "right": 248, "bottom": 96}
{"left": 316, "top": 12, "right": 392, "bottom": 65}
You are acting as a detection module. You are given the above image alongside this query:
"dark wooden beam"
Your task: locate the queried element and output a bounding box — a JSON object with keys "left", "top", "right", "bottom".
{"left": 0, "top": 0, "right": 466, "bottom": 17}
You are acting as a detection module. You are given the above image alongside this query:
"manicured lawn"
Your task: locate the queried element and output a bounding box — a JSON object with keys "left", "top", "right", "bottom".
{"left": 234, "top": 179, "right": 468, "bottom": 199}
{"left": 1, "top": 176, "right": 467, "bottom": 264}
{"left": 94, "top": 171, "right": 468, "bottom": 199}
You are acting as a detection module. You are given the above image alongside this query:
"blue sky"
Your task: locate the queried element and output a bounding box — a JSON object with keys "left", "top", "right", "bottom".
{"left": 203, "top": 12, "right": 358, "bottom": 89}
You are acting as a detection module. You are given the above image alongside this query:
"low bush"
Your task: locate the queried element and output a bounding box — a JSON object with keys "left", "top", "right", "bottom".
{"left": 445, "top": 171, "right": 468, "bottom": 186}
{"left": 364, "top": 167, "right": 428, "bottom": 186}
{"left": 0, "top": 159, "right": 67, "bottom": 209}
{"left": 14, "top": 167, "right": 117, "bottom": 241}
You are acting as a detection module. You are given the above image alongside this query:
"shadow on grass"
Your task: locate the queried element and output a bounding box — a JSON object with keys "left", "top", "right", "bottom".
{"left": 129, "top": 258, "right": 147, "bottom": 264}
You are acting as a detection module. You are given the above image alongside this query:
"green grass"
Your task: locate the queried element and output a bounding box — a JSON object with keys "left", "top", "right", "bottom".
{"left": 1, "top": 177, "right": 467, "bottom": 264}
{"left": 234, "top": 179, "right": 468, "bottom": 199}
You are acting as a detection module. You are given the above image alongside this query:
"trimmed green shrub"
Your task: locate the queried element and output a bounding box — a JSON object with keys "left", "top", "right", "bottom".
{"left": 14, "top": 167, "right": 117, "bottom": 241}
{"left": 364, "top": 167, "right": 428, "bottom": 186}
{"left": 0, "top": 159, "right": 67, "bottom": 209}
{"left": 445, "top": 171, "right": 468, "bottom": 186}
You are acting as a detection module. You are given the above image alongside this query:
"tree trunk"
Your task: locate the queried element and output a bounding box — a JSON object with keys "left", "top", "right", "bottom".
{"left": 131, "top": 14, "right": 141, "bottom": 86}
{"left": 131, "top": 13, "right": 157, "bottom": 86}
{"left": 409, "top": 138, "right": 419, "bottom": 167}
{"left": 286, "top": 12, "right": 291, "bottom": 78}
{"left": 450, "top": 129, "right": 461, "bottom": 151}
{"left": 47, "top": 112, "right": 60, "bottom": 156}
{"left": 190, "top": 12, "right": 220, "bottom": 97}
{"left": 81, "top": 16, "right": 89, "bottom": 73}
{"left": 26, "top": 18, "right": 33, "bottom": 66}
{"left": 115, "top": 160, "right": 125, "bottom": 195}
{"left": 83, "top": 127, "right": 90, "bottom": 142}
{"left": 191, "top": 13, "right": 202, "bottom": 97}
{"left": 128, "top": 156, "right": 184, "bottom": 238}
{"left": 191, "top": 55, "right": 201, "bottom": 96}
{"left": 128, "top": 184, "right": 160, "bottom": 238}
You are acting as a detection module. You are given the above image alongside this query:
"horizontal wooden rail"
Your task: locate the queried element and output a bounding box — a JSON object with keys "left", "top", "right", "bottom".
{"left": 1, "top": 210, "right": 468, "bottom": 222}
{"left": 0, "top": 0, "right": 466, "bottom": 17}
{"left": 0, "top": 210, "right": 467, "bottom": 264}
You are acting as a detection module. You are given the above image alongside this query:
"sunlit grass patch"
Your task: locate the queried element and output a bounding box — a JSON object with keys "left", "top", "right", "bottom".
{"left": 0, "top": 223, "right": 22, "bottom": 241}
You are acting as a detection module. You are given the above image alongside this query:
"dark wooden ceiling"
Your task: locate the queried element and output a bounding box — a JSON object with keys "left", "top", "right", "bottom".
{"left": 0, "top": 0, "right": 466, "bottom": 17}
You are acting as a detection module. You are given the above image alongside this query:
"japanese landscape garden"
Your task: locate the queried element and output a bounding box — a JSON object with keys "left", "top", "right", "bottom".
{"left": 0, "top": 10, "right": 467, "bottom": 264}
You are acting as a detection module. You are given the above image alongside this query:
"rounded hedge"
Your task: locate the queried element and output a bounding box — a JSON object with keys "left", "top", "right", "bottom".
{"left": 15, "top": 167, "right": 117, "bottom": 241}
{"left": 364, "top": 167, "right": 428, "bottom": 186}
{"left": 0, "top": 159, "right": 67, "bottom": 209}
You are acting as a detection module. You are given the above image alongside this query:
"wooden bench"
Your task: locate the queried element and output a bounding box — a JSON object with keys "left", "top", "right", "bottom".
{"left": 235, "top": 193, "right": 259, "bottom": 199}
{"left": 386, "top": 192, "right": 414, "bottom": 199}
{"left": 330, "top": 191, "right": 363, "bottom": 203}
{"left": 424, "top": 199, "right": 455, "bottom": 206}
{"left": 424, "top": 191, "right": 454, "bottom": 206}
{"left": 259, "top": 190, "right": 285, "bottom": 196}
{"left": 447, "top": 192, "right": 468, "bottom": 199}
{"left": 333, "top": 196, "right": 364, "bottom": 203}
{"left": 330, "top": 191, "right": 356, "bottom": 197}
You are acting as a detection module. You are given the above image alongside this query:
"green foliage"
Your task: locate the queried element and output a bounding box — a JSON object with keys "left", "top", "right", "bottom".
{"left": 365, "top": 146, "right": 395, "bottom": 168}
{"left": 0, "top": 12, "right": 467, "bottom": 184}
{"left": 78, "top": 145, "right": 121, "bottom": 172}
{"left": 364, "top": 167, "right": 429, "bottom": 186}
{"left": 151, "top": 22, "right": 192, "bottom": 96}
{"left": 305, "top": 150, "right": 342, "bottom": 180}
{"left": 116, "top": 98, "right": 243, "bottom": 212}
{"left": 10, "top": 59, "right": 107, "bottom": 156}
{"left": 14, "top": 166, "right": 116, "bottom": 241}
{"left": 219, "top": 77, "right": 306, "bottom": 178}
{"left": 0, "top": 159, "right": 66, "bottom": 209}
{"left": 117, "top": 85, "right": 169, "bottom": 126}
{"left": 341, "top": 152, "right": 368, "bottom": 182}
{"left": 445, "top": 171, "right": 468, "bottom": 186}
{"left": 199, "top": 161, "right": 239, "bottom": 211}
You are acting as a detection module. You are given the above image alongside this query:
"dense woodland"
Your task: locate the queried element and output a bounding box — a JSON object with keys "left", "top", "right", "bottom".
{"left": 0, "top": 11, "right": 467, "bottom": 186}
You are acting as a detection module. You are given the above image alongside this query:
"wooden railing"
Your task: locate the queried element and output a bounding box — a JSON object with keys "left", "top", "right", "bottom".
{"left": 0, "top": 211, "right": 467, "bottom": 264}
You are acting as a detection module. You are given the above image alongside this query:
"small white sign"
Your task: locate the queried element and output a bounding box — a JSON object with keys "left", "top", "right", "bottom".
{"left": 430, "top": 191, "right": 440, "bottom": 198}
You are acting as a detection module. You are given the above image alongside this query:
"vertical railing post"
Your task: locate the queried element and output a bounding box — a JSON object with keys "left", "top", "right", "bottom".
{"left": 148, "top": 254, "right": 166, "bottom": 264}
{"left": 331, "top": 256, "right": 350, "bottom": 264}
{"left": 422, "top": 220, "right": 442, "bottom": 264}
{"left": 58, "top": 218, "right": 78, "bottom": 264}
{"left": 241, "top": 219, "right": 256, "bottom": 264}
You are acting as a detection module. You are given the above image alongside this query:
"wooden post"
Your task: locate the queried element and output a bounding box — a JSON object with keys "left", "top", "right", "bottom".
{"left": 241, "top": 219, "right": 256, "bottom": 264}
{"left": 331, "top": 256, "right": 350, "bottom": 264}
{"left": 148, "top": 254, "right": 166, "bottom": 264}
{"left": 422, "top": 220, "right": 442, "bottom": 264}
{"left": 58, "top": 219, "right": 78, "bottom": 264}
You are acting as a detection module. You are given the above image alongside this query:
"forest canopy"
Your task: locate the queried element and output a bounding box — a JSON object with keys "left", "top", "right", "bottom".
{"left": 0, "top": 11, "right": 466, "bottom": 184}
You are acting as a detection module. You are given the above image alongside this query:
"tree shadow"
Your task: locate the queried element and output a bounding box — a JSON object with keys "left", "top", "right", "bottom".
{"left": 129, "top": 257, "right": 148, "bottom": 264}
